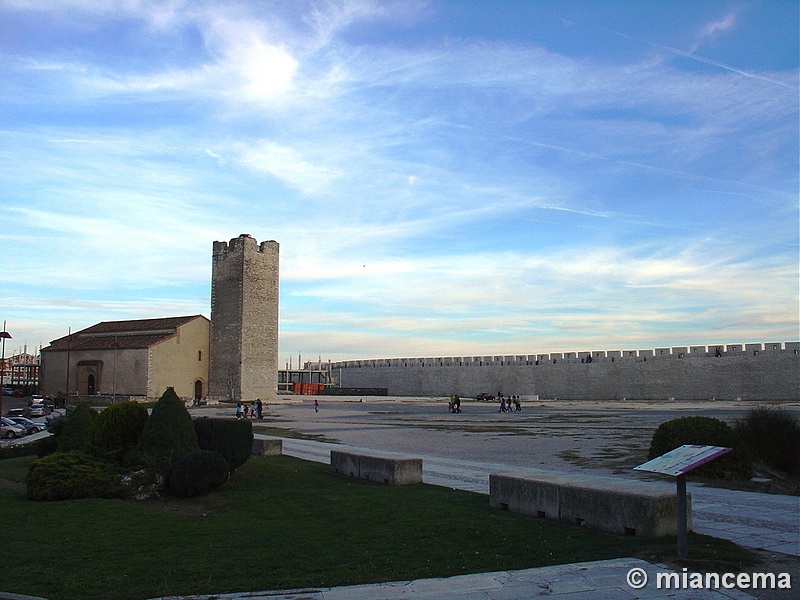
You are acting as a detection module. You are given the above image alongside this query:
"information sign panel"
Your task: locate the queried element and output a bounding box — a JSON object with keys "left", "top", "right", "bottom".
{"left": 634, "top": 444, "right": 731, "bottom": 477}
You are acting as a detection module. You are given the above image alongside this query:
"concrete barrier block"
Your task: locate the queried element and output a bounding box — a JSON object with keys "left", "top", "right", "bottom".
{"left": 558, "top": 480, "right": 691, "bottom": 537}
{"left": 331, "top": 450, "right": 423, "bottom": 485}
{"left": 489, "top": 473, "right": 691, "bottom": 537}
{"left": 252, "top": 437, "right": 283, "bottom": 456}
{"left": 489, "top": 473, "right": 563, "bottom": 520}
{"left": 331, "top": 450, "right": 362, "bottom": 478}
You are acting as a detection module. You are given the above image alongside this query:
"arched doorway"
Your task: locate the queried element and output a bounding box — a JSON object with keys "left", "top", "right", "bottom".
{"left": 87, "top": 374, "right": 96, "bottom": 395}
{"left": 194, "top": 380, "right": 203, "bottom": 401}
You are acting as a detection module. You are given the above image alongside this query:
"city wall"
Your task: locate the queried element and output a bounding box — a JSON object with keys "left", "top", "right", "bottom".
{"left": 329, "top": 342, "right": 800, "bottom": 400}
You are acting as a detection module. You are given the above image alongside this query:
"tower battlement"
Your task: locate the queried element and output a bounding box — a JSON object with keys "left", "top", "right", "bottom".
{"left": 213, "top": 234, "right": 279, "bottom": 256}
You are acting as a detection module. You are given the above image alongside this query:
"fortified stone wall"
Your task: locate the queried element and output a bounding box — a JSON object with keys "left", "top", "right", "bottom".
{"left": 329, "top": 342, "right": 800, "bottom": 400}
{"left": 209, "top": 234, "right": 279, "bottom": 402}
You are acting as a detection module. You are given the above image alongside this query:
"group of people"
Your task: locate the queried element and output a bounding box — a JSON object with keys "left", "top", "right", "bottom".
{"left": 447, "top": 394, "right": 462, "bottom": 413}
{"left": 498, "top": 395, "right": 522, "bottom": 412}
{"left": 447, "top": 393, "right": 523, "bottom": 413}
{"left": 235, "top": 399, "right": 264, "bottom": 419}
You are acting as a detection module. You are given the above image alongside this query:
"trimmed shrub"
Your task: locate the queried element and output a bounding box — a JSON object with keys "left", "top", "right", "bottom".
{"left": 57, "top": 404, "right": 98, "bottom": 453}
{"left": 648, "top": 416, "right": 752, "bottom": 480}
{"left": 194, "top": 417, "right": 253, "bottom": 471}
{"left": 36, "top": 435, "right": 58, "bottom": 458}
{"left": 735, "top": 405, "right": 800, "bottom": 477}
{"left": 169, "top": 450, "right": 230, "bottom": 498}
{"left": 90, "top": 401, "right": 149, "bottom": 459}
{"left": 46, "top": 413, "right": 67, "bottom": 436}
{"left": 126, "top": 387, "right": 199, "bottom": 477}
{"left": 26, "top": 451, "right": 122, "bottom": 501}
{"left": 0, "top": 437, "right": 53, "bottom": 460}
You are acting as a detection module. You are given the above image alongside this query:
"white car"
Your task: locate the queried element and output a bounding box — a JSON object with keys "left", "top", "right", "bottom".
{"left": 1, "top": 417, "right": 27, "bottom": 439}
{"left": 28, "top": 403, "right": 51, "bottom": 417}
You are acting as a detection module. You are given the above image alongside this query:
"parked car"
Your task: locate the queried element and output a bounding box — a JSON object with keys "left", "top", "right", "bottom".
{"left": 475, "top": 393, "right": 495, "bottom": 401}
{"left": 28, "top": 403, "right": 51, "bottom": 417}
{"left": 1, "top": 387, "right": 13, "bottom": 397}
{"left": 6, "top": 416, "right": 45, "bottom": 435}
{"left": 1, "top": 417, "right": 26, "bottom": 439}
{"left": 6, "top": 407, "right": 25, "bottom": 418}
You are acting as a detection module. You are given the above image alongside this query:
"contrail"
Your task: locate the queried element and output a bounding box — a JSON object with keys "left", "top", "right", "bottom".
{"left": 603, "top": 27, "right": 793, "bottom": 89}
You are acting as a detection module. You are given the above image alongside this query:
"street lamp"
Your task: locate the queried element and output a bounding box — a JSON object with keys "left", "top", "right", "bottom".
{"left": 0, "top": 321, "right": 12, "bottom": 418}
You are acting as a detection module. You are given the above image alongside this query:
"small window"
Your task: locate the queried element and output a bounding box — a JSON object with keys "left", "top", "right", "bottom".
{"left": 198, "top": 350, "right": 202, "bottom": 361}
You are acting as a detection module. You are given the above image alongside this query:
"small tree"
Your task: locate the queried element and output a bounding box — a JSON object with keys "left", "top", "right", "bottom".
{"left": 90, "top": 401, "right": 149, "bottom": 460}
{"left": 57, "top": 404, "right": 98, "bottom": 453}
{"left": 126, "top": 387, "right": 199, "bottom": 478}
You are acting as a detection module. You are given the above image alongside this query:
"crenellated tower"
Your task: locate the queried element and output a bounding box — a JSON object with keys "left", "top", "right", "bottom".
{"left": 209, "top": 234, "right": 279, "bottom": 402}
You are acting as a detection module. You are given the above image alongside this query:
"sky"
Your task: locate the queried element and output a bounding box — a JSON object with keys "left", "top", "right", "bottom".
{"left": 1, "top": 0, "right": 798, "bottom": 365}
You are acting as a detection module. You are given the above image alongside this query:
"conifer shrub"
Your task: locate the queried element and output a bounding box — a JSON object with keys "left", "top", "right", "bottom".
{"left": 734, "top": 405, "right": 800, "bottom": 477}
{"left": 36, "top": 435, "right": 58, "bottom": 458}
{"left": 126, "top": 387, "right": 199, "bottom": 478}
{"left": 26, "top": 451, "right": 122, "bottom": 501}
{"left": 194, "top": 417, "right": 253, "bottom": 471}
{"left": 169, "top": 450, "right": 230, "bottom": 497}
{"left": 57, "top": 403, "right": 98, "bottom": 453}
{"left": 90, "top": 401, "right": 149, "bottom": 460}
{"left": 46, "top": 413, "right": 67, "bottom": 436}
{"left": 648, "top": 416, "right": 752, "bottom": 480}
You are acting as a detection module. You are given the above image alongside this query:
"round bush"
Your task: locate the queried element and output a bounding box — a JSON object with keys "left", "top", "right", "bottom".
{"left": 90, "top": 401, "right": 149, "bottom": 458}
{"left": 126, "top": 387, "right": 199, "bottom": 477}
{"left": 169, "top": 450, "right": 230, "bottom": 498}
{"left": 648, "top": 416, "right": 752, "bottom": 480}
{"left": 735, "top": 405, "right": 800, "bottom": 477}
{"left": 57, "top": 404, "right": 98, "bottom": 453}
{"left": 26, "top": 451, "right": 122, "bottom": 501}
{"left": 194, "top": 417, "right": 253, "bottom": 471}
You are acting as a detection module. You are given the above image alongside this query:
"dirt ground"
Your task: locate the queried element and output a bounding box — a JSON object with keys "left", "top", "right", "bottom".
{"left": 203, "top": 396, "right": 800, "bottom": 481}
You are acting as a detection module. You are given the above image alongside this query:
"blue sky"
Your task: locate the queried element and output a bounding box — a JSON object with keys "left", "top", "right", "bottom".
{"left": 1, "top": 0, "right": 798, "bottom": 364}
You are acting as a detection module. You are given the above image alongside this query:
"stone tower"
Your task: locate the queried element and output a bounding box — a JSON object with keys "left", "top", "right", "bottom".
{"left": 209, "top": 234, "right": 279, "bottom": 402}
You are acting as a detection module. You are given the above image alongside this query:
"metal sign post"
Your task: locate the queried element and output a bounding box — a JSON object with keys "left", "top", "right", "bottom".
{"left": 634, "top": 445, "right": 732, "bottom": 558}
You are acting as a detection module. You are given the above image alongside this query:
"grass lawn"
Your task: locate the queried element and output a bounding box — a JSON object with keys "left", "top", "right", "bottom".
{"left": 0, "top": 454, "right": 757, "bottom": 600}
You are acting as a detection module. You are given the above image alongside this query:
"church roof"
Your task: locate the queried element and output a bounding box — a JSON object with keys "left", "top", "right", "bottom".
{"left": 42, "top": 315, "right": 208, "bottom": 352}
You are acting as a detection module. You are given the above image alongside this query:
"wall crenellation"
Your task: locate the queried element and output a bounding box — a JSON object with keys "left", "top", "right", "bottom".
{"left": 330, "top": 341, "right": 799, "bottom": 370}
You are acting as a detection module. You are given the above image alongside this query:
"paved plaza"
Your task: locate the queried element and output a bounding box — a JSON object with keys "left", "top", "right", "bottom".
{"left": 169, "top": 397, "right": 799, "bottom": 600}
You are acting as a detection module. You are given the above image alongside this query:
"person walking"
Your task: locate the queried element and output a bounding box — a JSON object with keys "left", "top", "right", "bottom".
{"left": 314, "top": 399, "right": 319, "bottom": 413}
{"left": 235, "top": 402, "right": 243, "bottom": 419}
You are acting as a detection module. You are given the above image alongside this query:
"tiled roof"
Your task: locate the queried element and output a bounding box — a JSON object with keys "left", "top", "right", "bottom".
{"left": 42, "top": 315, "right": 207, "bottom": 352}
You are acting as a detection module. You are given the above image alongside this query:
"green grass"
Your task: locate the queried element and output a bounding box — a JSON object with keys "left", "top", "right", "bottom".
{"left": 0, "top": 455, "right": 757, "bottom": 600}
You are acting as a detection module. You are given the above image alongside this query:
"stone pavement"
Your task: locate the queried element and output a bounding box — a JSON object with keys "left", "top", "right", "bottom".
{"left": 152, "top": 436, "right": 795, "bottom": 600}
{"left": 152, "top": 557, "right": 757, "bottom": 599}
